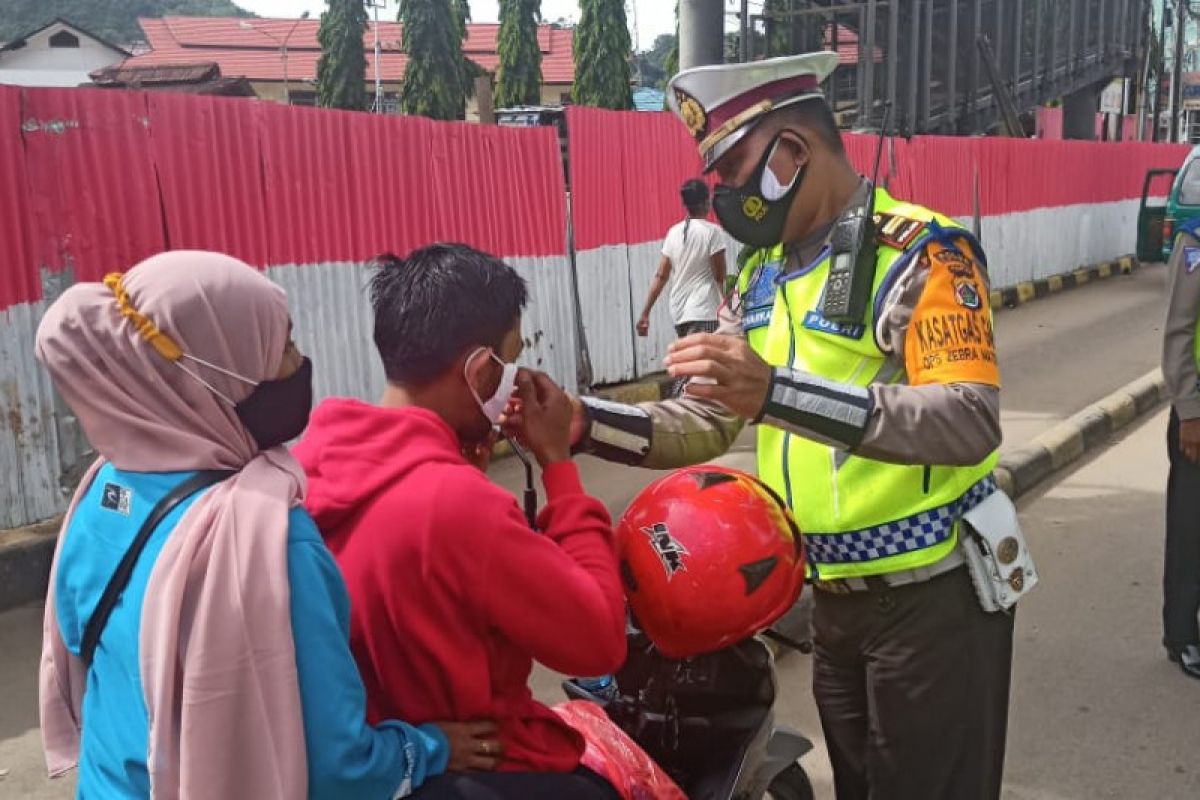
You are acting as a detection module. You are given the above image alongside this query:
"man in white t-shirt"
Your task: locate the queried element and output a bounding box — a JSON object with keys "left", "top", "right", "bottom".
{"left": 636, "top": 179, "right": 727, "bottom": 343}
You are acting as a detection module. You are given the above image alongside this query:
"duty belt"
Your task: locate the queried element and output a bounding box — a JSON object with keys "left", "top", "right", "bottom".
{"left": 812, "top": 547, "right": 965, "bottom": 594}
{"left": 805, "top": 476, "right": 997, "bottom": 587}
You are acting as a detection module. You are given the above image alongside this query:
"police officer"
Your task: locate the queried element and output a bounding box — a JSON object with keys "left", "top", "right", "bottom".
{"left": 1161, "top": 220, "right": 1200, "bottom": 680}
{"left": 569, "top": 54, "right": 1022, "bottom": 799}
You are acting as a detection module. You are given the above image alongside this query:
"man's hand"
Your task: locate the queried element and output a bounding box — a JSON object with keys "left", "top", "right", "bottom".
{"left": 664, "top": 333, "right": 771, "bottom": 420}
{"left": 502, "top": 370, "right": 573, "bottom": 467}
{"left": 434, "top": 720, "right": 504, "bottom": 772}
{"left": 636, "top": 314, "right": 650, "bottom": 337}
{"left": 1180, "top": 418, "right": 1200, "bottom": 463}
{"left": 568, "top": 394, "right": 588, "bottom": 447}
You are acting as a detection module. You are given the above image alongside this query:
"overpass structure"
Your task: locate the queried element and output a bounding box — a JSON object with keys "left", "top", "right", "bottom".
{"left": 746, "top": 0, "right": 1151, "bottom": 138}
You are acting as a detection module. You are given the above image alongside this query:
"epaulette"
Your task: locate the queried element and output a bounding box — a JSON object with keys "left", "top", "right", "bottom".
{"left": 873, "top": 212, "right": 927, "bottom": 251}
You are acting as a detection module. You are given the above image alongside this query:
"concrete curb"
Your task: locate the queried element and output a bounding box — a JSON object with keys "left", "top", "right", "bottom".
{"left": 993, "top": 368, "right": 1167, "bottom": 499}
{"left": 593, "top": 256, "right": 1144, "bottom": 411}
{"left": 0, "top": 520, "right": 61, "bottom": 613}
{"left": 989, "top": 254, "right": 1138, "bottom": 311}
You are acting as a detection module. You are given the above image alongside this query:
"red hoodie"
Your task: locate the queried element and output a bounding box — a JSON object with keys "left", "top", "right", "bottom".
{"left": 294, "top": 399, "right": 627, "bottom": 773}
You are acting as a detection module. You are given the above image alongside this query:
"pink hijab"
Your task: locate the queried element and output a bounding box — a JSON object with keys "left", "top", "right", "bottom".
{"left": 36, "top": 251, "right": 308, "bottom": 799}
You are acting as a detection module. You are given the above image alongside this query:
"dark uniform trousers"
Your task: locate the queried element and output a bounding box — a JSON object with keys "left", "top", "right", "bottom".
{"left": 1165, "top": 410, "right": 1200, "bottom": 650}
{"left": 812, "top": 566, "right": 1015, "bottom": 800}
{"left": 670, "top": 319, "right": 720, "bottom": 397}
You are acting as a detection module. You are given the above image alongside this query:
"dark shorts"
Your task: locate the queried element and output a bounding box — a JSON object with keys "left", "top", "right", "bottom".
{"left": 674, "top": 319, "right": 720, "bottom": 339}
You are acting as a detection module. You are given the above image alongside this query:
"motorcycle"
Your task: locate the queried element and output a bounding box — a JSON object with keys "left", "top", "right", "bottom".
{"left": 562, "top": 617, "right": 815, "bottom": 800}
{"left": 505, "top": 444, "right": 817, "bottom": 799}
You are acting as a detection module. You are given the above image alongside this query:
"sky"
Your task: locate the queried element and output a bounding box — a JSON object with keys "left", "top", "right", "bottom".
{"left": 237, "top": 1, "right": 739, "bottom": 52}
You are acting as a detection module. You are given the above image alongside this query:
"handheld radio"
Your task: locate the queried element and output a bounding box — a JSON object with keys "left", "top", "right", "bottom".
{"left": 820, "top": 104, "right": 893, "bottom": 324}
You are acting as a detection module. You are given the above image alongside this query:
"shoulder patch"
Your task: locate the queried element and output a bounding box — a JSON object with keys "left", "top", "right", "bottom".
{"left": 905, "top": 240, "right": 999, "bottom": 388}
{"left": 1185, "top": 247, "right": 1200, "bottom": 274}
{"left": 874, "top": 212, "right": 927, "bottom": 251}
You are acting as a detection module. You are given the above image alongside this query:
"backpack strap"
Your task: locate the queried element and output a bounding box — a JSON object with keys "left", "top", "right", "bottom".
{"left": 80, "top": 469, "right": 235, "bottom": 668}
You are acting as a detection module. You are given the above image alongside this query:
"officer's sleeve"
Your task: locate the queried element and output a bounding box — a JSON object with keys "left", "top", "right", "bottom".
{"left": 578, "top": 289, "right": 746, "bottom": 469}
{"left": 1162, "top": 233, "right": 1200, "bottom": 420}
{"left": 853, "top": 240, "right": 1002, "bottom": 466}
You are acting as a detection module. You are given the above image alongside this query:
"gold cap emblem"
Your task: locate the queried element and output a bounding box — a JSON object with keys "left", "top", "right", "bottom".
{"left": 676, "top": 90, "right": 708, "bottom": 139}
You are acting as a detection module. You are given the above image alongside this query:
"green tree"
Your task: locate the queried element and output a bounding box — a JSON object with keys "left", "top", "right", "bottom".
{"left": 572, "top": 0, "right": 632, "bottom": 109}
{"left": 495, "top": 0, "right": 543, "bottom": 107}
{"left": 316, "top": 0, "right": 368, "bottom": 111}
{"left": 763, "top": 0, "right": 788, "bottom": 57}
{"left": 634, "top": 32, "right": 675, "bottom": 89}
{"left": 398, "top": 0, "right": 467, "bottom": 120}
{"left": 0, "top": 0, "right": 252, "bottom": 45}
{"left": 452, "top": 0, "right": 485, "bottom": 102}
{"left": 662, "top": 3, "right": 678, "bottom": 109}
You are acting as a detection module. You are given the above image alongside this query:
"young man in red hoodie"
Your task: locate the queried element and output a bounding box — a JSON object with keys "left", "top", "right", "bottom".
{"left": 294, "top": 244, "right": 626, "bottom": 799}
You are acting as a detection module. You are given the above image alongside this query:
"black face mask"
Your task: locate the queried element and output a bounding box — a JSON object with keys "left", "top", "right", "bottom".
{"left": 712, "top": 135, "right": 806, "bottom": 248}
{"left": 235, "top": 357, "right": 314, "bottom": 451}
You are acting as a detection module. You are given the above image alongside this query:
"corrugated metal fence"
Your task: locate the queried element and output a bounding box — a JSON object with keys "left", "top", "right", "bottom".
{"left": 0, "top": 86, "right": 572, "bottom": 529}
{"left": 0, "top": 87, "right": 1191, "bottom": 529}
{"left": 565, "top": 107, "right": 1190, "bottom": 384}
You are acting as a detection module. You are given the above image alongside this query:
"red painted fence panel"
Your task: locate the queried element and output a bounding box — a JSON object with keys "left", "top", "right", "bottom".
{"left": 148, "top": 92, "right": 271, "bottom": 267}
{"left": 0, "top": 85, "right": 36, "bottom": 308}
{"left": 21, "top": 88, "right": 166, "bottom": 282}
{"left": 567, "top": 108, "right": 1192, "bottom": 249}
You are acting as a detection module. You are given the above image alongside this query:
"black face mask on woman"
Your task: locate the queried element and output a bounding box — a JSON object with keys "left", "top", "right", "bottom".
{"left": 235, "top": 357, "right": 314, "bottom": 450}
{"left": 712, "top": 134, "right": 806, "bottom": 248}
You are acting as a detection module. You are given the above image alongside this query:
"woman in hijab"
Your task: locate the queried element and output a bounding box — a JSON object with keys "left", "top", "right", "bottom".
{"left": 36, "top": 251, "right": 501, "bottom": 799}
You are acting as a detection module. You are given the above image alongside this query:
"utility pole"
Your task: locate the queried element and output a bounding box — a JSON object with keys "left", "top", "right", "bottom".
{"left": 1156, "top": 0, "right": 1169, "bottom": 140}
{"left": 368, "top": 0, "right": 385, "bottom": 113}
{"left": 240, "top": 12, "right": 309, "bottom": 105}
{"left": 1172, "top": 0, "right": 1187, "bottom": 142}
{"left": 680, "top": 0, "right": 724, "bottom": 70}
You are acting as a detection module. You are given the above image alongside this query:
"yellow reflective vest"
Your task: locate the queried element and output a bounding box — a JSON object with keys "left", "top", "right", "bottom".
{"left": 737, "top": 188, "right": 998, "bottom": 580}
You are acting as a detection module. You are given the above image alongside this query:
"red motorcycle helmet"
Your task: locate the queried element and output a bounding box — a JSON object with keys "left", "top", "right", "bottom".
{"left": 616, "top": 465, "right": 805, "bottom": 659}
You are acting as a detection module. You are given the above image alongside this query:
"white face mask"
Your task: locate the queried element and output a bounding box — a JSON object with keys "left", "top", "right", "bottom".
{"left": 759, "top": 139, "right": 801, "bottom": 201}
{"left": 465, "top": 347, "right": 519, "bottom": 425}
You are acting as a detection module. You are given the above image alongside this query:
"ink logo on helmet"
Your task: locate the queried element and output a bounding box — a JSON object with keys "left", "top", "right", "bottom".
{"left": 675, "top": 89, "right": 708, "bottom": 139}
{"left": 743, "top": 196, "right": 768, "bottom": 222}
{"left": 643, "top": 522, "right": 689, "bottom": 579}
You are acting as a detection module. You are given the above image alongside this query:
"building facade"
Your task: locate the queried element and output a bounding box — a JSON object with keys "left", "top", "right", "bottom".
{"left": 0, "top": 18, "right": 129, "bottom": 88}
{"left": 121, "top": 16, "right": 575, "bottom": 119}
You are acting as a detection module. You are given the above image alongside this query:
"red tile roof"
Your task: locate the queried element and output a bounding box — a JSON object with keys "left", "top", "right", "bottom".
{"left": 126, "top": 16, "right": 575, "bottom": 85}
{"left": 823, "top": 24, "right": 883, "bottom": 64}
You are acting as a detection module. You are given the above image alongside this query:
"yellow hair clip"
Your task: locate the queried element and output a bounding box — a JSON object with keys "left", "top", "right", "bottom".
{"left": 103, "top": 272, "right": 184, "bottom": 362}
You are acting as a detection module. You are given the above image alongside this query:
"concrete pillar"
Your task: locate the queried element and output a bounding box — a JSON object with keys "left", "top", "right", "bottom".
{"left": 680, "top": 0, "right": 725, "bottom": 71}
{"left": 1062, "top": 84, "right": 1099, "bottom": 140}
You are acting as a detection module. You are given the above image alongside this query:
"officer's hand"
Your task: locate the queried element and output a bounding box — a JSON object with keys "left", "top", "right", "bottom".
{"left": 665, "top": 333, "right": 771, "bottom": 419}
{"left": 1180, "top": 418, "right": 1200, "bottom": 463}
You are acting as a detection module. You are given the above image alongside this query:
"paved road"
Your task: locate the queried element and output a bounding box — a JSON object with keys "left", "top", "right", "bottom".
{"left": 0, "top": 267, "right": 1185, "bottom": 799}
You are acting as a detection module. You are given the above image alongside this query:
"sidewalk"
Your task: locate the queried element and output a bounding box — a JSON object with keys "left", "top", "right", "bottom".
{"left": 0, "top": 262, "right": 1176, "bottom": 798}
{"left": 1003, "top": 408, "right": 1199, "bottom": 800}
